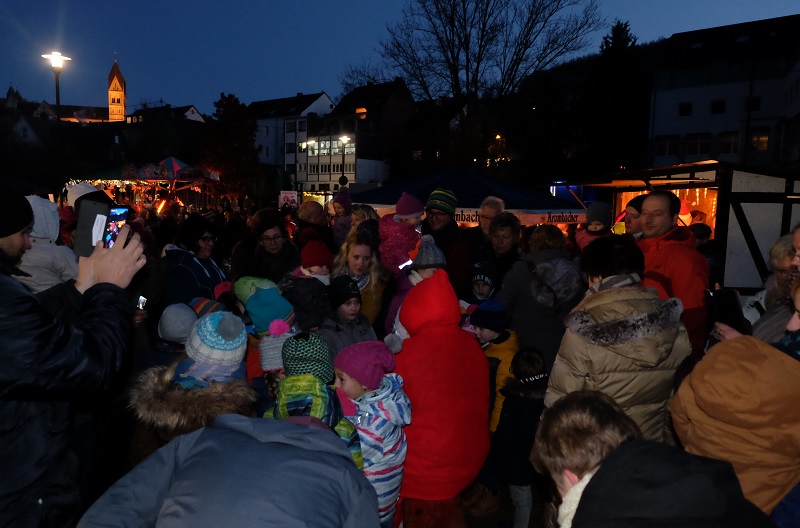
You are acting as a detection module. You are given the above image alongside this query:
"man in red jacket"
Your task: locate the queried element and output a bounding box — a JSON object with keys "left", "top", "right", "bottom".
{"left": 638, "top": 190, "right": 709, "bottom": 356}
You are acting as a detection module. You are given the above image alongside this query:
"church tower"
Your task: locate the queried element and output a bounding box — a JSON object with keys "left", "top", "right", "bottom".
{"left": 108, "top": 60, "right": 126, "bottom": 122}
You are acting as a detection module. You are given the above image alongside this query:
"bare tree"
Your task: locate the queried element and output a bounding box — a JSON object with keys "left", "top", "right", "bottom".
{"left": 375, "top": 0, "right": 602, "bottom": 101}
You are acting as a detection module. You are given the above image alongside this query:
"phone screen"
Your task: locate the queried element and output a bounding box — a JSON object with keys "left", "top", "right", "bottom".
{"left": 104, "top": 207, "right": 128, "bottom": 248}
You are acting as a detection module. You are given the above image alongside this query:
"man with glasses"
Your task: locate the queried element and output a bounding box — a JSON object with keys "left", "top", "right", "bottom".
{"left": 420, "top": 188, "right": 472, "bottom": 295}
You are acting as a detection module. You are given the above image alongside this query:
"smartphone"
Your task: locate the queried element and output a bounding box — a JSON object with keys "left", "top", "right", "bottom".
{"left": 73, "top": 200, "right": 111, "bottom": 258}
{"left": 705, "top": 289, "right": 749, "bottom": 335}
{"left": 136, "top": 295, "right": 147, "bottom": 310}
{"left": 103, "top": 207, "right": 129, "bottom": 248}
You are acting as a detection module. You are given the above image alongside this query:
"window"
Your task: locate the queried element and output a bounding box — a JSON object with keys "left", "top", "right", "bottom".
{"left": 412, "top": 150, "right": 423, "bottom": 161}
{"left": 710, "top": 100, "right": 726, "bottom": 114}
{"left": 333, "top": 163, "right": 341, "bottom": 173}
{"left": 298, "top": 142, "right": 307, "bottom": 153}
{"left": 678, "top": 102, "right": 693, "bottom": 117}
{"left": 686, "top": 134, "right": 711, "bottom": 156}
{"left": 320, "top": 140, "right": 331, "bottom": 156}
{"left": 345, "top": 143, "right": 355, "bottom": 155}
{"left": 285, "top": 121, "right": 296, "bottom": 133}
{"left": 308, "top": 142, "right": 319, "bottom": 156}
{"left": 297, "top": 163, "right": 306, "bottom": 172}
{"left": 745, "top": 96, "right": 761, "bottom": 112}
{"left": 321, "top": 164, "right": 330, "bottom": 173}
{"left": 749, "top": 127, "right": 769, "bottom": 152}
{"left": 285, "top": 142, "right": 296, "bottom": 154}
{"left": 334, "top": 141, "right": 344, "bottom": 155}
{"left": 718, "top": 132, "right": 739, "bottom": 155}
{"left": 309, "top": 164, "right": 318, "bottom": 174}
{"left": 263, "top": 126, "right": 269, "bottom": 137}
{"left": 655, "top": 136, "right": 679, "bottom": 156}
{"left": 298, "top": 120, "right": 307, "bottom": 132}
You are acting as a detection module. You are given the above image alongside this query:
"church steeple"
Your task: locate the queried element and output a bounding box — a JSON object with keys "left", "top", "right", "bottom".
{"left": 108, "top": 60, "right": 126, "bottom": 122}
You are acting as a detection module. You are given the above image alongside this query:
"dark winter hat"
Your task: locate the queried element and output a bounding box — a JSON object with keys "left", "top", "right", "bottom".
{"left": 333, "top": 187, "right": 352, "bottom": 213}
{"left": 395, "top": 192, "right": 425, "bottom": 219}
{"left": 334, "top": 341, "right": 396, "bottom": 391}
{"left": 426, "top": 188, "right": 457, "bottom": 217}
{"left": 0, "top": 184, "right": 34, "bottom": 239}
{"left": 301, "top": 239, "right": 333, "bottom": 269}
{"left": 356, "top": 218, "right": 380, "bottom": 250}
{"left": 411, "top": 234, "right": 446, "bottom": 270}
{"left": 327, "top": 275, "right": 361, "bottom": 309}
{"left": 586, "top": 201, "right": 613, "bottom": 228}
{"left": 471, "top": 260, "right": 496, "bottom": 288}
{"left": 158, "top": 303, "right": 198, "bottom": 344}
{"left": 626, "top": 194, "right": 647, "bottom": 213}
{"left": 470, "top": 298, "right": 510, "bottom": 334}
{"left": 282, "top": 332, "right": 334, "bottom": 383}
{"left": 185, "top": 312, "right": 248, "bottom": 367}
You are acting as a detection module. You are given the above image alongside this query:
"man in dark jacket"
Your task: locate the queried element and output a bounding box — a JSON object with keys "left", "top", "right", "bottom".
{"left": 0, "top": 185, "right": 146, "bottom": 527}
{"left": 420, "top": 188, "right": 472, "bottom": 296}
{"left": 77, "top": 415, "right": 379, "bottom": 528}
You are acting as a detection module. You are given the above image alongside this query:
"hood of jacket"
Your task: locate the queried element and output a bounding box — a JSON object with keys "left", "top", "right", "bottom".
{"left": 523, "top": 249, "right": 585, "bottom": 308}
{"left": 353, "top": 373, "right": 412, "bottom": 428}
{"left": 638, "top": 225, "right": 696, "bottom": 253}
{"left": 26, "top": 195, "right": 60, "bottom": 242}
{"left": 130, "top": 366, "right": 257, "bottom": 437}
{"left": 399, "top": 268, "right": 461, "bottom": 336}
{"left": 565, "top": 286, "right": 684, "bottom": 368}
{"left": 379, "top": 214, "right": 420, "bottom": 272}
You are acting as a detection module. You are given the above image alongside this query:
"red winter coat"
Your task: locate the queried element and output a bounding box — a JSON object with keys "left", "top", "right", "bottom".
{"left": 638, "top": 226, "right": 709, "bottom": 352}
{"left": 395, "top": 269, "right": 490, "bottom": 500}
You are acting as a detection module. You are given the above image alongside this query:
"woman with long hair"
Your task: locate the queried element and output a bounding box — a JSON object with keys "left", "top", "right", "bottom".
{"left": 332, "top": 230, "right": 389, "bottom": 326}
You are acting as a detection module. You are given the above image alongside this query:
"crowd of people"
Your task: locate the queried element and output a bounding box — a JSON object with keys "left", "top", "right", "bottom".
{"left": 1, "top": 180, "right": 798, "bottom": 528}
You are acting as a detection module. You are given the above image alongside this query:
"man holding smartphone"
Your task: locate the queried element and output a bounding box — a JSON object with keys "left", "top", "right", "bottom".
{"left": 0, "top": 184, "right": 147, "bottom": 527}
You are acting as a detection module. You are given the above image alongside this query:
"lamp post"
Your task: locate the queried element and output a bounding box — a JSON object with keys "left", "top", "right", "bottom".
{"left": 42, "top": 51, "right": 71, "bottom": 124}
{"left": 339, "top": 135, "right": 350, "bottom": 185}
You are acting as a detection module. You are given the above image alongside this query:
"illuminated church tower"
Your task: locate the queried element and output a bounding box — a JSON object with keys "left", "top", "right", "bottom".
{"left": 108, "top": 60, "right": 126, "bottom": 122}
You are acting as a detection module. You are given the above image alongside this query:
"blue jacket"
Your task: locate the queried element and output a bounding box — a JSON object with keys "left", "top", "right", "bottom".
{"left": 78, "top": 415, "right": 380, "bottom": 528}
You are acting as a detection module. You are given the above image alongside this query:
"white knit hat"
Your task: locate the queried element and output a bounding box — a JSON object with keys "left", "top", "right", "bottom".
{"left": 185, "top": 312, "right": 247, "bottom": 366}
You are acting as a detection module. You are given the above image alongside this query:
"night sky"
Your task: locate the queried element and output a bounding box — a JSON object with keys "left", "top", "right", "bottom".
{"left": 2, "top": 0, "right": 798, "bottom": 115}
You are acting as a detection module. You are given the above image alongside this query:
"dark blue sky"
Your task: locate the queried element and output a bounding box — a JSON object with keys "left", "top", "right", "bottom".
{"left": 2, "top": 1, "right": 798, "bottom": 115}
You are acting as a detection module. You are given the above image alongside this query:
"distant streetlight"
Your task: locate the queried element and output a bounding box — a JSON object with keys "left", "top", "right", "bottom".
{"left": 339, "top": 135, "right": 350, "bottom": 184}
{"left": 42, "top": 51, "right": 72, "bottom": 123}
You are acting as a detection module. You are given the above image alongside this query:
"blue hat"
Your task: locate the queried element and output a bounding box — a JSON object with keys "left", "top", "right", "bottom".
{"left": 470, "top": 299, "right": 509, "bottom": 334}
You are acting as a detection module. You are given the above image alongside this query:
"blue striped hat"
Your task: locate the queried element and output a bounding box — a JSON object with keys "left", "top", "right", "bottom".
{"left": 426, "top": 188, "right": 457, "bottom": 217}
{"left": 185, "top": 312, "right": 247, "bottom": 367}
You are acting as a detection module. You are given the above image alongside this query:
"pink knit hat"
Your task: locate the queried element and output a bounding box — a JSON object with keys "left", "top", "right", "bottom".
{"left": 394, "top": 192, "right": 425, "bottom": 219}
{"left": 334, "top": 341, "right": 396, "bottom": 390}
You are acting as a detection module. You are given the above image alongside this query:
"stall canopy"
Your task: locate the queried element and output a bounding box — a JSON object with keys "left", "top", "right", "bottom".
{"left": 351, "top": 166, "right": 584, "bottom": 224}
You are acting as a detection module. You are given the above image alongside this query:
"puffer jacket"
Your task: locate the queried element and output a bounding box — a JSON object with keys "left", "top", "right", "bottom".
{"left": 672, "top": 336, "right": 800, "bottom": 514}
{"left": 395, "top": 269, "right": 489, "bottom": 500}
{"left": 128, "top": 365, "right": 258, "bottom": 465}
{"left": 638, "top": 226, "right": 709, "bottom": 352}
{"left": 545, "top": 284, "right": 691, "bottom": 442}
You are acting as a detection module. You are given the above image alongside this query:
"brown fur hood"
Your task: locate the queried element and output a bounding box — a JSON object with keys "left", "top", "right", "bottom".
{"left": 129, "top": 366, "right": 258, "bottom": 439}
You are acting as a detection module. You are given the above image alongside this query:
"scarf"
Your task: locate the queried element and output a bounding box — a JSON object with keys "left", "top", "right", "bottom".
{"left": 557, "top": 471, "right": 595, "bottom": 528}
{"left": 300, "top": 267, "right": 330, "bottom": 285}
{"left": 587, "top": 272, "right": 641, "bottom": 295}
{"left": 340, "top": 268, "right": 370, "bottom": 291}
{"left": 171, "top": 358, "right": 246, "bottom": 389}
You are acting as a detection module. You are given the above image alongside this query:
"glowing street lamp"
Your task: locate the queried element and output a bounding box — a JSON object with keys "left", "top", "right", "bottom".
{"left": 339, "top": 135, "right": 350, "bottom": 184}
{"left": 42, "top": 51, "right": 72, "bottom": 123}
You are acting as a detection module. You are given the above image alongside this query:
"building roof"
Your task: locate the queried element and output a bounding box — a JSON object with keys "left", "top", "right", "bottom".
{"left": 330, "top": 78, "right": 411, "bottom": 117}
{"left": 130, "top": 104, "right": 200, "bottom": 119}
{"left": 108, "top": 60, "right": 126, "bottom": 93}
{"left": 248, "top": 92, "right": 329, "bottom": 118}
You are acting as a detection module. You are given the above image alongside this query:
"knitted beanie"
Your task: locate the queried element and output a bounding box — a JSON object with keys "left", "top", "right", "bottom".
{"left": 0, "top": 185, "right": 34, "bottom": 238}
{"left": 246, "top": 287, "right": 296, "bottom": 334}
{"left": 333, "top": 187, "right": 352, "bottom": 213}
{"left": 259, "top": 319, "right": 295, "bottom": 372}
{"left": 626, "top": 194, "right": 646, "bottom": 213}
{"left": 586, "top": 201, "right": 612, "bottom": 228}
{"left": 301, "top": 239, "right": 333, "bottom": 269}
{"left": 426, "top": 187, "right": 457, "bottom": 217}
{"left": 158, "top": 303, "right": 198, "bottom": 344}
{"left": 234, "top": 276, "right": 278, "bottom": 306}
{"left": 471, "top": 260, "right": 496, "bottom": 288}
{"left": 327, "top": 275, "right": 361, "bottom": 309}
{"left": 190, "top": 297, "right": 227, "bottom": 318}
{"left": 185, "top": 312, "right": 247, "bottom": 367}
{"left": 470, "top": 298, "right": 510, "bottom": 334}
{"left": 395, "top": 192, "right": 425, "bottom": 219}
{"left": 411, "top": 234, "right": 446, "bottom": 270}
{"left": 282, "top": 332, "right": 334, "bottom": 383}
{"left": 334, "top": 341, "right": 396, "bottom": 390}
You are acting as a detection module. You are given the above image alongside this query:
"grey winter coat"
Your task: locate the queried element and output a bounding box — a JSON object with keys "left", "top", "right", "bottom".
{"left": 78, "top": 414, "right": 380, "bottom": 528}
{"left": 545, "top": 285, "right": 691, "bottom": 442}
{"left": 316, "top": 314, "right": 377, "bottom": 357}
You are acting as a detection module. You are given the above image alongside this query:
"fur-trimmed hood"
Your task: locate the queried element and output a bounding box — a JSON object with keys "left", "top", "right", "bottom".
{"left": 565, "top": 286, "right": 684, "bottom": 367}
{"left": 129, "top": 366, "right": 257, "bottom": 440}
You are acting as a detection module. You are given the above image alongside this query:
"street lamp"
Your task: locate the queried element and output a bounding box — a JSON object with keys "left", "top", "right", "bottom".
{"left": 339, "top": 135, "right": 350, "bottom": 185}
{"left": 42, "top": 51, "right": 71, "bottom": 123}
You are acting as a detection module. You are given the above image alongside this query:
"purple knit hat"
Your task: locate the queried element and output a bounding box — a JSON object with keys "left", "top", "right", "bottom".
{"left": 395, "top": 192, "right": 425, "bottom": 220}
{"left": 333, "top": 187, "right": 352, "bottom": 214}
{"left": 334, "top": 341, "right": 396, "bottom": 390}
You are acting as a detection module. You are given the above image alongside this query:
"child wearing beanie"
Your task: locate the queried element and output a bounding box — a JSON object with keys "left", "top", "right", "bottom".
{"left": 317, "top": 275, "right": 376, "bottom": 356}
{"left": 393, "top": 192, "right": 425, "bottom": 226}
{"left": 332, "top": 187, "right": 353, "bottom": 247}
{"left": 576, "top": 201, "right": 613, "bottom": 251}
{"left": 128, "top": 312, "right": 257, "bottom": 464}
{"left": 254, "top": 319, "right": 295, "bottom": 414}
{"left": 334, "top": 341, "right": 411, "bottom": 528}
{"left": 270, "top": 332, "right": 363, "bottom": 469}
{"left": 293, "top": 235, "right": 334, "bottom": 285}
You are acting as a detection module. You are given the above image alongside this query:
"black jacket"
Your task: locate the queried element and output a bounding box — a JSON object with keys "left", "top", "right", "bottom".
{"left": 0, "top": 256, "right": 133, "bottom": 526}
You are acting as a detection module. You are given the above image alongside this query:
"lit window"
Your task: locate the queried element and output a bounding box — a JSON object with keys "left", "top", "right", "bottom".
{"left": 749, "top": 128, "right": 769, "bottom": 152}
{"left": 320, "top": 141, "right": 331, "bottom": 156}
{"left": 412, "top": 150, "right": 422, "bottom": 161}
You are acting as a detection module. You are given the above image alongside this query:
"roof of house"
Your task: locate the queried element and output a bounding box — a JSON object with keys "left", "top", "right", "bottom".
{"left": 248, "top": 92, "right": 330, "bottom": 118}
{"left": 330, "top": 78, "right": 411, "bottom": 117}
{"left": 130, "top": 104, "right": 199, "bottom": 118}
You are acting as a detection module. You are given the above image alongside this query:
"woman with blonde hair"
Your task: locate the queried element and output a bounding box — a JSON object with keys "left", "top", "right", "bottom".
{"left": 350, "top": 203, "right": 380, "bottom": 230}
{"left": 333, "top": 230, "right": 389, "bottom": 326}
